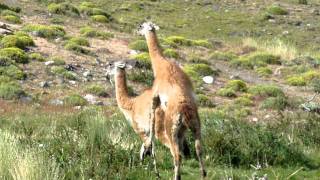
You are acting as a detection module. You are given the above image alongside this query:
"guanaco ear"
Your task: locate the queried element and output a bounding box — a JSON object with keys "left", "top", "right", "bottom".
{"left": 114, "top": 61, "right": 126, "bottom": 69}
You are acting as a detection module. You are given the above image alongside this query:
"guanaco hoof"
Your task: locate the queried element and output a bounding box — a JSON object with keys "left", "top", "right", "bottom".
{"left": 139, "top": 144, "right": 152, "bottom": 161}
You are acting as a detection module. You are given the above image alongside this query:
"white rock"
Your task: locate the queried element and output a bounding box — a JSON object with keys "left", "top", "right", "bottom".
{"left": 252, "top": 117, "right": 258, "bottom": 122}
{"left": 202, "top": 76, "right": 214, "bottom": 84}
{"left": 45, "top": 60, "right": 54, "bottom": 66}
{"left": 83, "top": 71, "right": 92, "bottom": 77}
{"left": 130, "top": 50, "right": 139, "bottom": 55}
{"left": 84, "top": 94, "right": 97, "bottom": 104}
{"left": 69, "top": 80, "right": 76, "bottom": 85}
{"left": 49, "top": 99, "right": 63, "bottom": 106}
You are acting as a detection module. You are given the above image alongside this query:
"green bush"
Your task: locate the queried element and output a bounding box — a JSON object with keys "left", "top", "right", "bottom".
{"left": 260, "top": 96, "right": 288, "bottom": 110}
{"left": 183, "top": 68, "right": 202, "bottom": 87}
{"left": 0, "top": 47, "right": 28, "bottom": 64}
{"left": 131, "top": 52, "right": 151, "bottom": 69}
{"left": 0, "top": 56, "right": 12, "bottom": 66}
{"left": 51, "top": 57, "right": 65, "bottom": 65}
{"left": 0, "top": 65, "right": 26, "bottom": 80}
{"left": 47, "top": 3, "right": 80, "bottom": 16}
{"left": 23, "top": 24, "right": 65, "bottom": 39}
{"left": 298, "top": 0, "right": 308, "bottom": 4}
{"left": 79, "top": 26, "right": 114, "bottom": 39}
{"left": 210, "top": 51, "right": 237, "bottom": 61}
{"left": 187, "top": 55, "right": 209, "bottom": 64}
{"left": 256, "top": 67, "right": 272, "bottom": 77}
{"left": 225, "top": 80, "right": 247, "bottom": 92}
{"left": 85, "top": 84, "right": 108, "bottom": 97}
{"left": 286, "top": 76, "right": 306, "bottom": 86}
{"left": 79, "top": 2, "right": 111, "bottom": 18}
{"left": 64, "top": 42, "right": 91, "bottom": 54}
{"left": 0, "top": 80, "right": 25, "bottom": 100}
{"left": 232, "top": 52, "right": 280, "bottom": 69}
{"left": 248, "top": 84, "right": 284, "bottom": 98}
{"left": 183, "top": 63, "right": 217, "bottom": 76}
{"left": 311, "top": 78, "right": 320, "bottom": 93}
{"left": 163, "top": 48, "right": 179, "bottom": 58}
{"left": 2, "top": 15, "right": 21, "bottom": 24}
{"left": 197, "top": 94, "right": 215, "bottom": 107}
{"left": 234, "top": 96, "right": 253, "bottom": 106}
{"left": 67, "top": 37, "right": 90, "bottom": 47}
{"left": 191, "top": 39, "right": 212, "bottom": 48}
{"left": 90, "top": 15, "right": 109, "bottom": 23}
{"left": 267, "top": 5, "right": 288, "bottom": 15}
{"left": 51, "top": 66, "right": 77, "bottom": 80}
{"left": 0, "top": 34, "right": 34, "bottom": 49}
{"left": 164, "top": 36, "right": 192, "bottom": 47}
{"left": 217, "top": 88, "right": 237, "bottom": 97}
{"left": 29, "top": 53, "right": 46, "bottom": 62}
{"left": 127, "top": 69, "right": 154, "bottom": 86}
{"left": 1, "top": 9, "right": 18, "bottom": 16}
{"left": 50, "top": 17, "right": 64, "bottom": 24}
{"left": 129, "top": 40, "right": 148, "bottom": 52}
{"left": 63, "top": 94, "right": 87, "bottom": 106}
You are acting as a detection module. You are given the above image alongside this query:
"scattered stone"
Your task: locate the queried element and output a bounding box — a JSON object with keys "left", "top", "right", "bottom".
{"left": 74, "top": 106, "right": 82, "bottom": 110}
{"left": 282, "top": 31, "right": 289, "bottom": 35}
{"left": 268, "top": 19, "right": 276, "bottom": 23}
{"left": 130, "top": 50, "right": 139, "bottom": 55}
{"left": 252, "top": 117, "right": 258, "bottom": 122}
{"left": 202, "top": 76, "right": 214, "bottom": 84}
{"left": 20, "top": 96, "right": 33, "bottom": 103}
{"left": 31, "top": 31, "right": 41, "bottom": 37}
{"left": 57, "top": 75, "right": 64, "bottom": 84}
{"left": 69, "top": 80, "right": 76, "bottom": 85}
{"left": 84, "top": 94, "right": 104, "bottom": 105}
{"left": 39, "top": 81, "right": 50, "bottom": 88}
{"left": 65, "top": 64, "right": 77, "bottom": 71}
{"left": 45, "top": 60, "right": 54, "bottom": 66}
{"left": 49, "top": 99, "right": 64, "bottom": 106}
{"left": 311, "top": 9, "right": 320, "bottom": 16}
{"left": 83, "top": 70, "right": 92, "bottom": 77}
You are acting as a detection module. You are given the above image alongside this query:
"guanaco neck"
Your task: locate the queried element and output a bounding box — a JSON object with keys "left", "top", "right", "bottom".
{"left": 145, "top": 30, "right": 165, "bottom": 76}
{"left": 114, "top": 69, "right": 134, "bottom": 110}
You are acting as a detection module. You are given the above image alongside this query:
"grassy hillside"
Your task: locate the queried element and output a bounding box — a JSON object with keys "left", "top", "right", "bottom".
{"left": 0, "top": 0, "right": 320, "bottom": 179}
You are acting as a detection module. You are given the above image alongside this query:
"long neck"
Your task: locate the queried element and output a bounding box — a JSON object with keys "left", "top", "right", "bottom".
{"left": 145, "top": 31, "right": 165, "bottom": 75}
{"left": 114, "top": 70, "right": 133, "bottom": 110}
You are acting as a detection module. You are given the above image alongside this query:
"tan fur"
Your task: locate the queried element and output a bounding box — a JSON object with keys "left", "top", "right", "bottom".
{"left": 144, "top": 27, "right": 206, "bottom": 179}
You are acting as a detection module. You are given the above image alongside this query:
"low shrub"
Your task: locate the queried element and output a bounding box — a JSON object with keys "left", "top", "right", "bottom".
{"left": 248, "top": 84, "right": 284, "bottom": 98}
{"left": 131, "top": 52, "right": 151, "bottom": 69}
{"left": 85, "top": 84, "right": 108, "bottom": 97}
{"left": 47, "top": 2, "right": 80, "bottom": 16}
{"left": 0, "top": 65, "right": 26, "bottom": 80}
{"left": 0, "top": 34, "right": 34, "bottom": 49}
{"left": 0, "top": 47, "right": 28, "bottom": 64}
{"left": 256, "top": 67, "right": 272, "bottom": 77}
{"left": 29, "top": 53, "right": 46, "bottom": 62}
{"left": 68, "top": 37, "right": 90, "bottom": 47}
{"left": 90, "top": 15, "right": 109, "bottom": 23}
{"left": 234, "top": 96, "right": 253, "bottom": 106}
{"left": 298, "top": 0, "right": 308, "bottom": 4}
{"left": 64, "top": 42, "right": 91, "bottom": 54}
{"left": 80, "top": 26, "right": 114, "bottom": 39}
{"left": 164, "top": 36, "right": 192, "bottom": 47}
{"left": 51, "top": 66, "right": 76, "bottom": 80}
{"left": 129, "top": 40, "right": 148, "bottom": 52}
{"left": 1, "top": 9, "right": 18, "bottom": 16}
{"left": 0, "top": 79, "right": 25, "bottom": 100}
{"left": 286, "top": 70, "right": 320, "bottom": 86}
{"left": 2, "top": 15, "right": 21, "bottom": 24}
{"left": 260, "top": 96, "right": 288, "bottom": 110}
{"left": 197, "top": 94, "right": 215, "bottom": 107}
{"left": 217, "top": 88, "right": 237, "bottom": 97}
{"left": 183, "top": 63, "right": 217, "bottom": 76}
{"left": 311, "top": 78, "right": 320, "bottom": 93}
{"left": 127, "top": 69, "right": 154, "bottom": 87}
{"left": 191, "top": 39, "right": 212, "bottom": 48}
{"left": 51, "top": 57, "right": 65, "bottom": 65}
{"left": 23, "top": 24, "right": 65, "bottom": 39}
{"left": 79, "top": 2, "right": 111, "bottom": 19}
{"left": 267, "top": 5, "right": 288, "bottom": 15}
{"left": 63, "top": 94, "right": 87, "bottom": 106}
{"left": 209, "top": 51, "right": 237, "bottom": 61}
{"left": 163, "top": 48, "right": 179, "bottom": 58}
{"left": 187, "top": 55, "right": 209, "bottom": 64}
{"left": 0, "top": 56, "right": 12, "bottom": 66}
{"left": 225, "top": 80, "right": 247, "bottom": 92}
{"left": 232, "top": 52, "right": 280, "bottom": 69}
{"left": 286, "top": 76, "right": 306, "bottom": 86}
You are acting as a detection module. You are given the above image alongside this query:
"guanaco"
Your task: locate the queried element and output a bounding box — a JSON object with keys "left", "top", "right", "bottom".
{"left": 138, "top": 22, "right": 206, "bottom": 180}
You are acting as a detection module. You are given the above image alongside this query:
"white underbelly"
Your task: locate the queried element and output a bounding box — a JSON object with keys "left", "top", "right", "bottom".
{"left": 159, "top": 94, "right": 169, "bottom": 110}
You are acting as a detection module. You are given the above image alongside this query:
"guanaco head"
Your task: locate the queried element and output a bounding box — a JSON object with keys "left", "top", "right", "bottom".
{"left": 137, "top": 21, "right": 159, "bottom": 36}
{"left": 105, "top": 61, "right": 134, "bottom": 85}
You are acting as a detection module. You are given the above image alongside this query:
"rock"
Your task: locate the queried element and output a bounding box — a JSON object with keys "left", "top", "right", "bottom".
{"left": 39, "top": 81, "right": 50, "bottom": 88}
{"left": 45, "top": 60, "right": 54, "bottom": 66}
{"left": 31, "top": 31, "right": 41, "bottom": 37}
{"left": 49, "top": 99, "right": 64, "bottom": 106}
{"left": 65, "top": 64, "right": 77, "bottom": 71}
{"left": 311, "top": 9, "right": 320, "bottom": 16}
{"left": 20, "top": 96, "right": 33, "bottom": 103}
{"left": 252, "top": 117, "right": 258, "bottom": 122}
{"left": 74, "top": 106, "right": 82, "bottom": 110}
{"left": 130, "top": 50, "right": 139, "bottom": 55}
{"left": 83, "top": 70, "right": 92, "bottom": 77}
{"left": 282, "top": 31, "right": 289, "bottom": 35}
{"left": 69, "top": 80, "right": 76, "bottom": 85}
{"left": 84, "top": 94, "right": 104, "bottom": 105}
{"left": 202, "top": 76, "right": 214, "bottom": 84}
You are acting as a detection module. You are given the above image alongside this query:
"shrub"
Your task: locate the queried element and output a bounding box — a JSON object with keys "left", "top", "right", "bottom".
{"left": 50, "top": 17, "right": 64, "bottom": 24}
{"left": 0, "top": 65, "right": 26, "bottom": 80}
{"left": 248, "top": 84, "right": 284, "bottom": 98}
{"left": 131, "top": 52, "right": 151, "bottom": 69}
{"left": 232, "top": 52, "right": 280, "bottom": 69}
{"left": 0, "top": 80, "right": 25, "bottom": 100}
{"left": 47, "top": 3, "right": 80, "bottom": 16}
{"left": 51, "top": 66, "right": 77, "bottom": 80}
{"left": 197, "top": 94, "right": 215, "bottom": 107}
{"left": 163, "top": 48, "right": 179, "bottom": 58}
{"left": 51, "top": 57, "right": 65, "bottom": 65}
{"left": 63, "top": 94, "right": 87, "bottom": 106}
{"left": 183, "top": 68, "right": 202, "bottom": 87}
{"left": 164, "top": 36, "right": 192, "bottom": 47}
{"left": 85, "top": 84, "right": 108, "bottom": 97}
{"left": 128, "top": 69, "right": 154, "bottom": 86}
{"left": 209, "top": 51, "right": 237, "bottom": 61}
{"left": 267, "top": 5, "right": 288, "bottom": 15}
{"left": 129, "top": 40, "right": 148, "bottom": 52}
{"left": 256, "top": 67, "right": 272, "bottom": 77}
{"left": 64, "top": 42, "right": 91, "bottom": 54}
{"left": 29, "top": 53, "right": 45, "bottom": 62}
{"left": 1, "top": 9, "right": 18, "bottom": 16}
{"left": 79, "top": 2, "right": 111, "bottom": 18}
{"left": 90, "top": 15, "right": 109, "bottom": 23}
{"left": 286, "top": 76, "right": 306, "bottom": 86}
{"left": 191, "top": 39, "right": 212, "bottom": 48}
{"left": 2, "top": 15, "right": 21, "bottom": 24}
{"left": 80, "top": 26, "right": 114, "bottom": 39}
{"left": 260, "top": 96, "right": 288, "bottom": 110}
{"left": 0, "top": 56, "right": 12, "bottom": 66}
{"left": 298, "top": 0, "right": 308, "bottom": 4}
{"left": 0, "top": 34, "right": 34, "bottom": 49}
{"left": 225, "top": 80, "right": 247, "bottom": 92}
{"left": 234, "top": 96, "right": 253, "bottom": 106}
{"left": 68, "top": 37, "right": 90, "bottom": 46}
{"left": 187, "top": 55, "right": 209, "bottom": 64}
{"left": 302, "top": 70, "right": 320, "bottom": 82}
{"left": 23, "top": 24, "right": 65, "bottom": 39}
{"left": 217, "top": 88, "right": 237, "bottom": 97}
{"left": 0, "top": 47, "right": 28, "bottom": 64}
{"left": 311, "top": 78, "right": 320, "bottom": 93}
{"left": 183, "top": 63, "right": 217, "bottom": 76}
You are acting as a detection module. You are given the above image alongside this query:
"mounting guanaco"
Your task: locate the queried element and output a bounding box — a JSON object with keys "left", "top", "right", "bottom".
{"left": 138, "top": 22, "right": 206, "bottom": 180}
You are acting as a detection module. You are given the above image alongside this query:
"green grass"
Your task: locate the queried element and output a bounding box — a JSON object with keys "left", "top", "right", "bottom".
{"left": 225, "top": 80, "right": 247, "bottom": 92}
{"left": 85, "top": 84, "right": 108, "bottom": 97}
{"left": 248, "top": 84, "right": 284, "bottom": 98}
{"left": 256, "top": 67, "right": 273, "bottom": 77}
{"left": 232, "top": 52, "right": 281, "bottom": 69}
{"left": 209, "top": 51, "right": 237, "bottom": 61}
{"left": 197, "top": 94, "right": 214, "bottom": 107}
{"left": 217, "top": 88, "right": 237, "bottom": 97}
{"left": 131, "top": 52, "right": 151, "bottom": 69}
{"left": 0, "top": 65, "right": 26, "bottom": 80}
{"left": 50, "top": 66, "right": 77, "bottom": 80}
{"left": 163, "top": 48, "right": 179, "bottom": 58}
{"left": 0, "top": 78, "right": 25, "bottom": 100}
{"left": 29, "top": 53, "right": 46, "bottom": 62}
{"left": 129, "top": 40, "right": 148, "bottom": 52}
{"left": 63, "top": 94, "right": 87, "bottom": 106}
{"left": 23, "top": 24, "right": 65, "bottom": 39}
